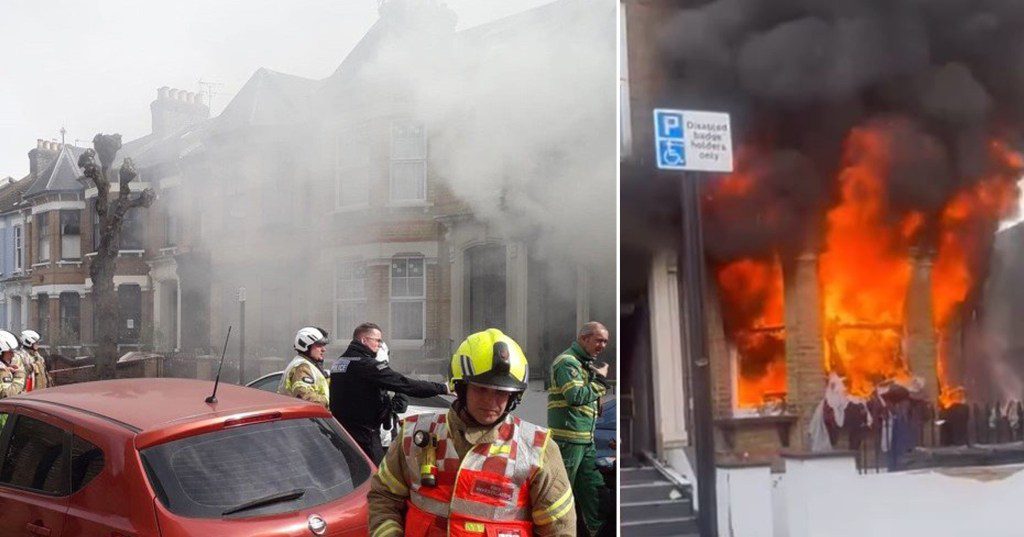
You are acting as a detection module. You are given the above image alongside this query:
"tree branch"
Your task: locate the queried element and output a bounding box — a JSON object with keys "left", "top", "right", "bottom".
{"left": 114, "top": 188, "right": 155, "bottom": 218}
{"left": 77, "top": 148, "right": 108, "bottom": 218}
{"left": 118, "top": 157, "right": 137, "bottom": 202}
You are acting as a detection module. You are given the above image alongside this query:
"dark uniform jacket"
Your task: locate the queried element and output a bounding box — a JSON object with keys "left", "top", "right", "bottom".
{"left": 329, "top": 340, "right": 447, "bottom": 463}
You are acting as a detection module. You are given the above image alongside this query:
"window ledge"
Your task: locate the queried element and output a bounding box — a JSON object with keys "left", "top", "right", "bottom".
{"left": 31, "top": 262, "right": 49, "bottom": 268}
{"left": 332, "top": 203, "right": 370, "bottom": 214}
{"left": 57, "top": 259, "right": 82, "bottom": 266}
{"left": 390, "top": 339, "right": 425, "bottom": 350}
{"left": 85, "top": 250, "right": 145, "bottom": 258}
{"left": 386, "top": 200, "right": 430, "bottom": 209}
{"left": 159, "top": 246, "right": 178, "bottom": 256}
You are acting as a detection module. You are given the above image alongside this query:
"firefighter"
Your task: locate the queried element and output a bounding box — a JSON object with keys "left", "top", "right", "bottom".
{"left": 16, "top": 330, "right": 52, "bottom": 391}
{"left": 0, "top": 330, "right": 26, "bottom": 399}
{"left": 547, "top": 321, "right": 610, "bottom": 536}
{"left": 368, "top": 328, "right": 576, "bottom": 537}
{"left": 330, "top": 322, "right": 449, "bottom": 465}
{"left": 277, "top": 326, "right": 330, "bottom": 406}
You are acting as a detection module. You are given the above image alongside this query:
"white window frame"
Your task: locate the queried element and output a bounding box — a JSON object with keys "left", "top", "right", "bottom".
{"left": 335, "top": 136, "right": 371, "bottom": 211}
{"left": 334, "top": 259, "right": 367, "bottom": 339}
{"left": 389, "top": 255, "right": 426, "bottom": 343}
{"left": 13, "top": 225, "right": 22, "bottom": 272}
{"left": 60, "top": 210, "right": 81, "bottom": 261}
{"left": 36, "top": 214, "right": 50, "bottom": 264}
{"left": 388, "top": 121, "right": 427, "bottom": 204}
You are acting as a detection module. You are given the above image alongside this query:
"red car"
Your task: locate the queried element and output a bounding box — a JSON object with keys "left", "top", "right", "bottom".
{"left": 0, "top": 378, "right": 373, "bottom": 536}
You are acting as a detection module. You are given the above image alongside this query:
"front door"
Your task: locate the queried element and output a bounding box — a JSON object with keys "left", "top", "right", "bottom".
{"left": 0, "top": 406, "right": 71, "bottom": 537}
{"left": 465, "top": 244, "right": 507, "bottom": 334}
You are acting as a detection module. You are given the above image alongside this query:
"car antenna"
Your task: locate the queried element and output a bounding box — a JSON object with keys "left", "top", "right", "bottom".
{"left": 206, "top": 326, "right": 233, "bottom": 405}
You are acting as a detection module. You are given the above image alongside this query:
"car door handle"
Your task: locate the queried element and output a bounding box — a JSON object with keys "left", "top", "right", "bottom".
{"left": 26, "top": 521, "right": 51, "bottom": 536}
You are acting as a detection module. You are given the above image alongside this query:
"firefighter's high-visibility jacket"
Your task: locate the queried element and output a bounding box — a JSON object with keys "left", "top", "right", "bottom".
{"left": 15, "top": 348, "right": 51, "bottom": 391}
{"left": 0, "top": 359, "right": 26, "bottom": 399}
{"left": 546, "top": 342, "right": 609, "bottom": 444}
{"left": 368, "top": 408, "right": 576, "bottom": 537}
{"left": 277, "top": 355, "right": 329, "bottom": 406}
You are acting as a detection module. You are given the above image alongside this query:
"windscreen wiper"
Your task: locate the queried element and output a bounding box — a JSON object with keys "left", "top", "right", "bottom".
{"left": 221, "top": 488, "right": 306, "bottom": 516}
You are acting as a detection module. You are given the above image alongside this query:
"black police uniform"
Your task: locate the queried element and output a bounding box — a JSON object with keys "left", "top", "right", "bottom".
{"left": 329, "top": 340, "right": 448, "bottom": 464}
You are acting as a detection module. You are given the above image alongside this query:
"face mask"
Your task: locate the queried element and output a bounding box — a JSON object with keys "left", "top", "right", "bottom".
{"left": 375, "top": 341, "right": 390, "bottom": 366}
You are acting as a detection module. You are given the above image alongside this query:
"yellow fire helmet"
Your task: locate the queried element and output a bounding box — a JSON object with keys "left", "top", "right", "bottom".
{"left": 449, "top": 328, "right": 529, "bottom": 393}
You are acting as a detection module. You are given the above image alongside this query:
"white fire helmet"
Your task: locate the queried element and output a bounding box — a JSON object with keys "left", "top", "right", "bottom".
{"left": 294, "top": 326, "right": 330, "bottom": 354}
{"left": 20, "top": 330, "right": 40, "bottom": 349}
{"left": 0, "top": 331, "right": 19, "bottom": 353}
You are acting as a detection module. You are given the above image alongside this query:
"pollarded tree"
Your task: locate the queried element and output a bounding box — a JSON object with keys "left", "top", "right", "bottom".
{"left": 77, "top": 133, "right": 155, "bottom": 380}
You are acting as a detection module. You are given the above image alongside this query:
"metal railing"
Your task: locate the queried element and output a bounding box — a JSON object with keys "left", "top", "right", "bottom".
{"left": 846, "top": 399, "right": 1024, "bottom": 473}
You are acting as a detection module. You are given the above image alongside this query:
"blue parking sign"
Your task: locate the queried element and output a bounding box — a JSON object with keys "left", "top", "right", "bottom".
{"left": 658, "top": 140, "right": 685, "bottom": 167}
{"left": 654, "top": 109, "right": 686, "bottom": 170}
{"left": 656, "top": 110, "right": 683, "bottom": 139}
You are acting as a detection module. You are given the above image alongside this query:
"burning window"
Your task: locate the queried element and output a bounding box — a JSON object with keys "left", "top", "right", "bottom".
{"left": 824, "top": 323, "right": 907, "bottom": 398}
{"left": 715, "top": 257, "right": 787, "bottom": 411}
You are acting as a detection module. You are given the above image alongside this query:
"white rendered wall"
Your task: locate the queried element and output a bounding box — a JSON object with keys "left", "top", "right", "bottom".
{"left": 719, "top": 455, "right": 1024, "bottom": 537}
{"left": 717, "top": 466, "right": 773, "bottom": 537}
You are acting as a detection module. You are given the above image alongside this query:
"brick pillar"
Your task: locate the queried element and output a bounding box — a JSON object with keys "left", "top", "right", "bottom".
{"left": 906, "top": 255, "right": 938, "bottom": 403}
{"left": 704, "top": 276, "right": 732, "bottom": 417}
{"left": 784, "top": 253, "right": 825, "bottom": 450}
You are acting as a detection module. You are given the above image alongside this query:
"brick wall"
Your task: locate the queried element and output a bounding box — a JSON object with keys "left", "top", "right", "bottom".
{"left": 907, "top": 255, "right": 938, "bottom": 402}
{"left": 784, "top": 253, "right": 825, "bottom": 450}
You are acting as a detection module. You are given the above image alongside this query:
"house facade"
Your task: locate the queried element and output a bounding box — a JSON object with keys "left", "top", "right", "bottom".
{"left": 2, "top": 0, "right": 616, "bottom": 383}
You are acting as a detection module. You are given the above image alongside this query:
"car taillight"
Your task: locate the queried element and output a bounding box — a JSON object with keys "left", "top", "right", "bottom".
{"left": 224, "top": 412, "right": 282, "bottom": 428}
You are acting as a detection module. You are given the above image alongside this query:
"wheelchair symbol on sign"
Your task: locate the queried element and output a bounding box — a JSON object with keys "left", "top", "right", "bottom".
{"left": 659, "top": 140, "right": 686, "bottom": 167}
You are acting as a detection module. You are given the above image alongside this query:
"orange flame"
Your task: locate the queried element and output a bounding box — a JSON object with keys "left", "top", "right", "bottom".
{"left": 933, "top": 140, "right": 1023, "bottom": 408}
{"left": 819, "top": 125, "right": 921, "bottom": 397}
{"left": 715, "top": 257, "right": 787, "bottom": 409}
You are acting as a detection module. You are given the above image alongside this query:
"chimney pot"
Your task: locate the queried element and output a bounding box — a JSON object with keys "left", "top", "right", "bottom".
{"left": 158, "top": 86, "right": 170, "bottom": 100}
{"left": 169, "top": 89, "right": 180, "bottom": 100}
{"left": 37, "top": 139, "right": 45, "bottom": 149}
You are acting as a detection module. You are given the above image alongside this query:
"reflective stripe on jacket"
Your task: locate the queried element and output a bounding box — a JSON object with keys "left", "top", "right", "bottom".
{"left": 401, "top": 412, "right": 549, "bottom": 537}
{"left": 547, "top": 343, "right": 607, "bottom": 444}
{"left": 277, "top": 355, "right": 329, "bottom": 405}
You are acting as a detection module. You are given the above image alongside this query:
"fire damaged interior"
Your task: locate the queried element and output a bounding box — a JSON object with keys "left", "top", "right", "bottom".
{"left": 622, "top": 0, "right": 1024, "bottom": 471}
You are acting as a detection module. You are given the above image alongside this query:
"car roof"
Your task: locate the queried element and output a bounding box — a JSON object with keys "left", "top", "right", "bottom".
{"left": 11, "top": 377, "right": 318, "bottom": 432}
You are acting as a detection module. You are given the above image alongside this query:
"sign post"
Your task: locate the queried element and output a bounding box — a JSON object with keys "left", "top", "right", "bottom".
{"left": 654, "top": 108, "right": 733, "bottom": 537}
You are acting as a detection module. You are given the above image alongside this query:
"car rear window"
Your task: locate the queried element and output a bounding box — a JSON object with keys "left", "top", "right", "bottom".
{"left": 140, "top": 417, "right": 371, "bottom": 519}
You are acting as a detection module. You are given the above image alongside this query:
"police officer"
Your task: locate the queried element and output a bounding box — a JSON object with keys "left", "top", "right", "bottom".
{"left": 330, "top": 322, "right": 448, "bottom": 465}
{"left": 369, "top": 328, "right": 577, "bottom": 537}
{"left": 16, "top": 330, "right": 51, "bottom": 391}
{"left": 0, "top": 330, "right": 26, "bottom": 399}
{"left": 277, "top": 326, "right": 330, "bottom": 406}
{"left": 548, "top": 321, "right": 610, "bottom": 536}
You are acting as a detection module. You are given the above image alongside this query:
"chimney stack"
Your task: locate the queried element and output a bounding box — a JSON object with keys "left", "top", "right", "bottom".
{"left": 151, "top": 86, "right": 210, "bottom": 136}
{"left": 28, "top": 139, "right": 59, "bottom": 177}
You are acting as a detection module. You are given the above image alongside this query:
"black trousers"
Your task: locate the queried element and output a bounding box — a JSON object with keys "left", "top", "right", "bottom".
{"left": 347, "top": 426, "right": 386, "bottom": 466}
